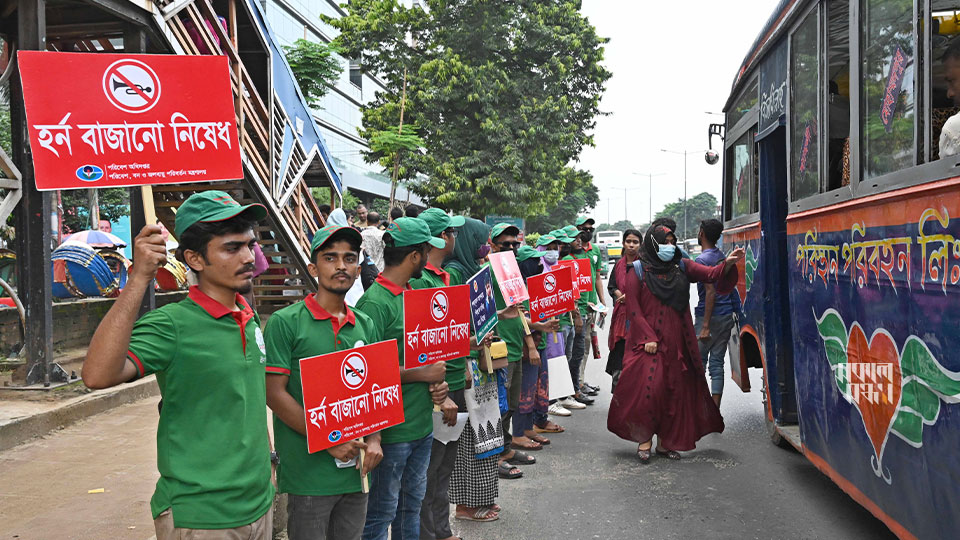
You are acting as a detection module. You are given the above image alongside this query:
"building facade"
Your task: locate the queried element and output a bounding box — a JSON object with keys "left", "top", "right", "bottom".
{"left": 262, "top": 0, "right": 423, "bottom": 206}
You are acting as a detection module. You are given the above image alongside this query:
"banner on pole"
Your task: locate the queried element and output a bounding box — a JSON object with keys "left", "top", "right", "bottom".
{"left": 299, "top": 340, "right": 405, "bottom": 454}
{"left": 403, "top": 285, "right": 472, "bottom": 368}
{"left": 527, "top": 267, "right": 576, "bottom": 321}
{"left": 488, "top": 251, "right": 529, "bottom": 306}
{"left": 18, "top": 51, "right": 242, "bottom": 190}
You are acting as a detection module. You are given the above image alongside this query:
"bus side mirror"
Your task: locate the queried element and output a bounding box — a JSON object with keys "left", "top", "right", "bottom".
{"left": 705, "top": 150, "right": 720, "bottom": 165}
{"left": 706, "top": 123, "right": 724, "bottom": 165}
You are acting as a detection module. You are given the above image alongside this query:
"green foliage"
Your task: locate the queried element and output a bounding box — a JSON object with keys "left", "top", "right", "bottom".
{"left": 328, "top": 0, "right": 611, "bottom": 217}
{"left": 525, "top": 232, "right": 540, "bottom": 247}
{"left": 597, "top": 219, "right": 635, "bottom": 233}
{"left": 60, "top": 189, "right": 129, "bottom": 233}
{"left": 312, "top": 187, "right": 362, "bottom": 211}
{"left": 282, "top": 39, "right": 344, "bottom": 107}
{"left": 367, "top": 124, "right": 425, "bottom": 183}
{"left": 654, "top": 192, "right": 719, "bottom": 240}
{"left": 525, "top": 168, "right": 599, "bottom": 233}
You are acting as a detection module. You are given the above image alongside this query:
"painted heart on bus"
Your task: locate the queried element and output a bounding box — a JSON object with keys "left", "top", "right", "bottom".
{"left": 815, "top": 308, "right": 960, "bottom": 484}
{"left": 845, "top": 324, "right": 902, "bottom": 462}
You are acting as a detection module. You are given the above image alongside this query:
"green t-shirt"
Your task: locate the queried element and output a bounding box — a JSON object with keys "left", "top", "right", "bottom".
{"left": 264, "top": 294, "right": 378, "bottom": 496}
{"left": 487, "top": 262, "right": 524, "bottom": 362}
{"left": 410, "top": 263, "right": 467, "bottom": 391}
{"left": 126, "top": 287, "right": 274, "bottom": 529}
{"left": 573, "top": 250, "right": 598, "bottom": 312}
{"left": 355, "top": 276, "right": 433, "bottom": 444}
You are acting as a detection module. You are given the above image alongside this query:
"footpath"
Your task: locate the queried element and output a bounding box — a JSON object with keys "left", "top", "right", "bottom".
{"left": 0, "top": 396, "right": 161, "bottom": 540}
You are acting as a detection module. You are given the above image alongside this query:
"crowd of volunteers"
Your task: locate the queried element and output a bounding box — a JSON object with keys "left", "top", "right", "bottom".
{"left": 82, "top": 190, "right": 743, "bottom": 540}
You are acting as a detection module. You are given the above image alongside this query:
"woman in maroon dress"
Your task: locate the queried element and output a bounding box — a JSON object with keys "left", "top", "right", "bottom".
{"left": 607, "top": 225, "right": 743, "bottom": 462}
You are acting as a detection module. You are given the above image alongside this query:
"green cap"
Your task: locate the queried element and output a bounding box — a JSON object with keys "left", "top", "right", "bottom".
{"left": 516, "top": 245, "right": 545, "bottom": 262}
{"left": 310, "top": 225, "right": 363, "bottom": 258}
{"left": 575, "top": 215, "right": 595, "bottom": 226}
{"left": 174, "top": 190, "right": 267, "bottom": 239}
{"left": 384, "top": 217, "right": 446, "bottom": 249}
{"left": 549, "top": 229, "right": 575, "bottom": 243}
{"left": 562, "top": 225, "right": 580, "bottom": 238}
{"left": 535, "top": 234, "right": 558, "bottom": 247}
{"left": 491, "top": 222, "right": 520, "bottom": 240}
{"left": 419, "top": 208, "right": 466, "bottom": 237}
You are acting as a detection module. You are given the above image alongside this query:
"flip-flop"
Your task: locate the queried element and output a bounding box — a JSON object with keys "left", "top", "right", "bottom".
{"left": 535, "top": 423, "right": 565, "bottom": 433}
{"left": 511, "top": 440, "right": 543, "bottom": 451}
{"left": 528, "top": 434, "right": 551, "bottom": 445}
{"left": 505, "top": 450, "right": 536, "bottom": 465}
{"left": 497, "top": 461, "right": 523, "bottom": 479}
{"left": 455, "top": 505, "right": 500, "bottom": 522}
{"left": 655, "top": 448, "right": 681, "bottom": 460}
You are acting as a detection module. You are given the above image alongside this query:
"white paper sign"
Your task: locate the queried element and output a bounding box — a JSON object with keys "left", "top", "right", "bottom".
{"left": 547, "top": 355, "right": 575, "bottom": 400}
{"left": 432, "top": 411, "right": 469, "bottom": 444}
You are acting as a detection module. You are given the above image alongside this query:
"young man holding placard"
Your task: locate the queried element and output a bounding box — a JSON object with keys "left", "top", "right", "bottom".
{"left": 356, "top": 217, "right": 449, "bottom": 540}
{"left": 264, "top": 225, "right": 385, "bottom": 540}
{"left": 575, "top": 215, "right": 606, "bottom": 396}
{"left": 82, "top": 191, "right": 275, "bottom": 539}
{"left": 411, "top": 208, "right": 471, "bottom": 540}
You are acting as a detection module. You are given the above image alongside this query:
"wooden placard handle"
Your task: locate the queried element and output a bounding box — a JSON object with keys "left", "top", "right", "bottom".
{"left": 141, "top": 185, "right": 157, "bottom": 225}
{"left": 358, "top": 437, "right": 369, "bottom": 493}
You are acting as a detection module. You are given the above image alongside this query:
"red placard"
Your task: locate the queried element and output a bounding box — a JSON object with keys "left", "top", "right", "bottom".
{"left": 553, "top": 260, "right": 581, "bottom": 299}
{"left": 527, "top": 267, "right": 576, "bottom": 321}
{"left": 570, "top": 258, "right": 594, "bottom": 294}
{"left": 403, "top": 285, "right": 472, "bottom": 368}
{"left": 299, "top": 340, "right": 405, "bottom": 454}
{"left": 17, "top": 51, "right": 242, "bottom": 190}
{"left": 488, "top": 251, "right": 530, "bottom": 306}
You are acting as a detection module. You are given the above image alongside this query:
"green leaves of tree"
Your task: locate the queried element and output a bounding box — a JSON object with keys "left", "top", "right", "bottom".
{"left": 282, "top": 39, "right": 344, "bottom": 107}
{"left": 329, "top": 0, "right": 610, "bottom": 217}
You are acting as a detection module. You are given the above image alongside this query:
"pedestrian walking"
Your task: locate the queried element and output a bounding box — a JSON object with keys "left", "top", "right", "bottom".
{"left": 694, "top": 219, "right": 739, "bottom": 408}
{"left": 82, "top": 191, "right": 275, "bottom": 539}
{"left": 606, "top": 229, "right": 643, "bottom": 392}
{"left": 607, "top": 225, "right": 743, "bottom": 462}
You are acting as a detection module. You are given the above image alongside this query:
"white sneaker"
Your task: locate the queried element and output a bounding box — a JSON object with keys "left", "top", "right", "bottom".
{"left": 548, "top": 402, "right": 572, "bottom": 416}
{"left": 560, "top": 397, "right": 586, "bottom": 410}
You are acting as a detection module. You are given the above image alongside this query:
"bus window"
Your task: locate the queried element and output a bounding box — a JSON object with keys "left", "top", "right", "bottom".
{"left": 790, "top": 11, "right": 820, "bottom": 201}
{"left": 725, "top": 130, "right": 757, "bottom": 218}
{"left": 932, "top": 6, "right": 960, "bottom": 160}
{"left": 827, "top": 1, "right": 851, "bottom": 191}
{"left": 728, "top": 78, "right": 758, "bottom": 130}
{"left": 862, "top": 0, "right": 916, "bottom": 179}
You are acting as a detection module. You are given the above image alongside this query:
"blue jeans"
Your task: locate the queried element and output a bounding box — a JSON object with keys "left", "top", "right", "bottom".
{"left": 363, "top": 434, "right": 433, "bottom": 540}
{"left": 694, "top": 313, "right": 736, "bottom": 395}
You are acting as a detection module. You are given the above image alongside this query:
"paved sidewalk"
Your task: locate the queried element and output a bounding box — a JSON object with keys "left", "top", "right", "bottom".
{"left": 0, "top": 397, "right": 161, "bottom": 540}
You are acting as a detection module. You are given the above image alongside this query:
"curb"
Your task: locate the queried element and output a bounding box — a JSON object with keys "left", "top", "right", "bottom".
{"left": 0, "top": 376, "right": 160, "bottom": 452}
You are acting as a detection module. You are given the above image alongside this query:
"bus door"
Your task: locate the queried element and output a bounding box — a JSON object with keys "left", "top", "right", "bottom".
{"left": 757, "top": 125, "right": 798, "bottom": 424}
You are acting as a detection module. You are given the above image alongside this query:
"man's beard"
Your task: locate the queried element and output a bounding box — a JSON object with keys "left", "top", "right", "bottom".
{"left": 237, "top": 280, "right": 253, "bottom": 295}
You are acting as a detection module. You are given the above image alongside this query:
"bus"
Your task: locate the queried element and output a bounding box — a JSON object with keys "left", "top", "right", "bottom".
{"left": 596, "top": 230, "right": 623, "bottom": 261}
{"left": 717, "top": 1, "right": 960, "bottom": 538}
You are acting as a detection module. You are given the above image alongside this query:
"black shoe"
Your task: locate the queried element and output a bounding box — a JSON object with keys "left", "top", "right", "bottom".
{"left": 574, "top": 393, "right": 595, "bottom": 405}
{"left": 580, "top": 384, "right": 599, "bottom": 396}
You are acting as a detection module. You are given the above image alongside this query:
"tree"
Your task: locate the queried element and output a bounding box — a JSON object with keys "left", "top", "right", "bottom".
{"left": 283, "top": 39, "right": 344, "bottom": 107}
{"left": 524, "top": 168, "right": 598, "bottom": 233}
{"left": 654, "top": 192, "right": 719, "bottom": 240}
{"left": 328, "top": 0, "right": 611, "bottom": 218}
{"left": 312, "top": 187, "right": 362, "bottom": 211}
{"left": 60, "top": 188, "right": 129, "bottom": 233}
{"left": 367, "top": 124, "right": 425, "bottom": 209}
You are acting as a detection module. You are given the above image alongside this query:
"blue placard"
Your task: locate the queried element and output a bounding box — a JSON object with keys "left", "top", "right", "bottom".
{"left": 466, "top": 266, "right": 498, "bottom": 341}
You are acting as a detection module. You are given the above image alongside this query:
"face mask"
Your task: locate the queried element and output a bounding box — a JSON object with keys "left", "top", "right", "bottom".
{"left": 476, "top": 244, "right": 491, "bottom": 259}
{"left": 656, "top": 244, "right": 676, "bottom": 262}
{"left": 543, "top": 250, "right": 560, "bottom": 264}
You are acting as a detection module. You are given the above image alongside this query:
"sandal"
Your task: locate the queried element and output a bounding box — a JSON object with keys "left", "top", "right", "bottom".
{"left": 505, "top": 449, "right": 536, "bottom": 465}
{"left": 655, "top": 448, "right": 682, "bottom": 460}
{"left": 534, "top": 422, "right": 565, "bottom": 433}
{"left": 455, "top": 505, "right": 500, "bottom": 522}
{"left": 487, "top": 503, "right": 502, "bottom": 512}
{"left": 511, "top": 440, "right": 543, "bottom": 451}
{"left": 498, "top": 461, "right": 523, "bottom": 479}
{"left": 527, "top": 433, "right": 551, "bottom": 445}
{"left": 637, "top": 443, "right": 652, "bottom": 463}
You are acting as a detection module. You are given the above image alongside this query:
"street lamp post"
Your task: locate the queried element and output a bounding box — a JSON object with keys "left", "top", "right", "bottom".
{"left": 660, "top": 148, "right": 694, "bottom": 239}
{"left": 631, "top": 172, "right": 666, "bottom": 225}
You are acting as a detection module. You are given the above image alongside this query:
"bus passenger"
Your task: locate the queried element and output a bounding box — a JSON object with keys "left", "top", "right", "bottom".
{"left": 606, "top": 225, "right": 743, "bottom": 462}
{"left": 938, "top": 39, "right": 960, "bottom": 157}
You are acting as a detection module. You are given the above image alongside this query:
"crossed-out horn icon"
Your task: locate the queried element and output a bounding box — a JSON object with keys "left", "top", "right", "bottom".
{"left": 113, "top": 79, "right": 152, "bottom": 95}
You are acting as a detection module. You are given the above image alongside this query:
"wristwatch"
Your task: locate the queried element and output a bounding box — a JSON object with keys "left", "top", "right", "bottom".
{"left": 270, "top": 451, "right": 280, "bottom": 465}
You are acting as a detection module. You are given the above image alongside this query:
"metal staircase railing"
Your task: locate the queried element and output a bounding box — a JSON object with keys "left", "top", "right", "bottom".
{"left": 150, "top": 0, "right": 342, "bottom": 313}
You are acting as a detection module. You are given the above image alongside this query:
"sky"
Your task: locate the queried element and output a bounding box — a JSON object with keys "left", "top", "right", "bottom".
{"left": 577, "top": 0, "right": 781, "bottom": 226}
